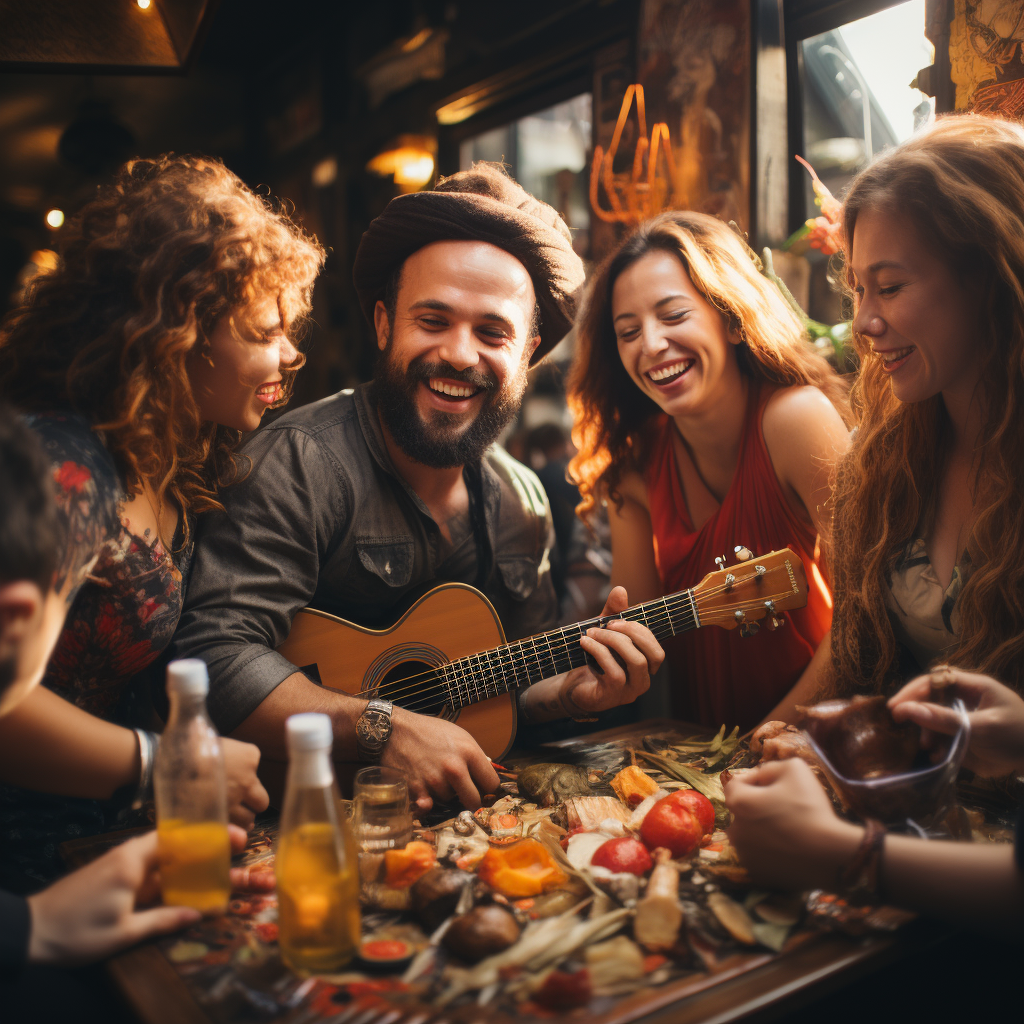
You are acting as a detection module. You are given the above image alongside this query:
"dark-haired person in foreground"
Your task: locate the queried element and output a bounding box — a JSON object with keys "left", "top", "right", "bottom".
{"left": 172, "top": 164, "right": 665, "bottom": 809}
{"left": 0, "top": 408, "right": 196, "bottom": 996}
{"left": 0, "top": 407, "right": 268, "bottom": 1024}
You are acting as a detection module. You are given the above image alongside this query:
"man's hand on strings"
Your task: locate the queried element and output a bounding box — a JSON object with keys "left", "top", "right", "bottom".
{"left": 558, "top": 586, "right": 664, "bottom": 716}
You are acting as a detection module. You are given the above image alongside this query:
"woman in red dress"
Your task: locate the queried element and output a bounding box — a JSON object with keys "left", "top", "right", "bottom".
{"left": 568, "top": 212, "right": 850, "bottom": 731}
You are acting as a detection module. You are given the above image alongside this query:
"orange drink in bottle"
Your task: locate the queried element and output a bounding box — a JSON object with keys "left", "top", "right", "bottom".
{"left": 157, "top": 819, "right": 232, "bottom": 914}
{"left": 154, "top": 660, "right": 231, "bottom": 915}
{"left": 276, "top": 714, "right": 360, "bottom": 972}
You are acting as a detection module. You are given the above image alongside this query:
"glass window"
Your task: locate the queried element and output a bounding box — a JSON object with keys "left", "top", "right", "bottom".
{"left": 460, "top": 93, "right": 593, "bottom": 257}
{"left": 799, "top": 0, "right": 934, "bottom": 321}
{"left": 802, "top": 1, "right": 934, "bottom": 192}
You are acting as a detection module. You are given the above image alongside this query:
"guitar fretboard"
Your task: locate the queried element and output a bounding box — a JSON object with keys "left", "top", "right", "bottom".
{"left": 434, "top": 588, "right": 699, "bottom": 712}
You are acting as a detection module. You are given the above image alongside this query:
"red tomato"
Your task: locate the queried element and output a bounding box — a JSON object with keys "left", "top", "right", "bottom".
{"left": 640, "top": 794, "right": 704, "bottom": 856}
{"left": 671, "top": 789, "right": 715, "bottom": 837}
{"left": 591, "top": 837, "right": 653, "bottom": 876}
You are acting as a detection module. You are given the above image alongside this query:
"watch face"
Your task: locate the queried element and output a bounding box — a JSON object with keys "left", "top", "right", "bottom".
{"left": 360, "top": 709, "right": 391, "bottom": 748}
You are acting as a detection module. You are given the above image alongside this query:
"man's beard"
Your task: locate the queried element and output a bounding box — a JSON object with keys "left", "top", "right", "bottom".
{"left": 374, "top": 338, "right": 529, "bottom": 469}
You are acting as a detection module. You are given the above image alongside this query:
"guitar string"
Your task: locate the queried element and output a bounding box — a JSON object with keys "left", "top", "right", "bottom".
{"left": 352, "top": 564, "right": 792, "bottom": 709}
{"left": 397, "top": 579, "right": 791, "bottom": 717}
{"left": 357, "top": 564, "right": 792, "bottom": 709}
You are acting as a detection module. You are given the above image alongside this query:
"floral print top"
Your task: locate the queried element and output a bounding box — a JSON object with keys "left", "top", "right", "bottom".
{"left": 30, "top": 412, "right": 194, "bottom": 717}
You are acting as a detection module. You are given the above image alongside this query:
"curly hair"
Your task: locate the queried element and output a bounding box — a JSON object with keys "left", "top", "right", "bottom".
{"left": 827, "top": 114, "right": 1024, "bottom": 698}
{"left": 0, "top": 154, "right": 325, "bottom": 543}
{"left": 567, "top": 210, "right": 850, "bottom": 521}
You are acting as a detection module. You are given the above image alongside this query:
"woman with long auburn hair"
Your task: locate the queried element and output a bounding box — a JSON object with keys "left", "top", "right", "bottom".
{"left": 0, "top": 154, "right": 324, "bottom": 888}
{"left": 568, "top": 211, "right": 850, "bottom": 731}
{"left": 826, "top": 113, "right": 1024, "bottom": 698}
{"left": 726, "top": 117, "right": 1024, "bottom": 932}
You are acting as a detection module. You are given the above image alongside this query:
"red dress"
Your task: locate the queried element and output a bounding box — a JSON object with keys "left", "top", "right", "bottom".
{"left": 643, "top": 383, "right": 832, "bottom": 730}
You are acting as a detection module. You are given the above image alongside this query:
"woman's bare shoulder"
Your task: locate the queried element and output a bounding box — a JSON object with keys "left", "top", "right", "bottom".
{"left": 762, "top": 384, "right": 849, "bottom": 458}
{"left": 613, "top": 468, "right": 650, "bottom": 510}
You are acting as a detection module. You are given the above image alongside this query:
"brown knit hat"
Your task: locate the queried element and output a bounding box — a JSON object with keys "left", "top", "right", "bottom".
{"left": 353, "top": 163, "right": 585, "bottom": 364}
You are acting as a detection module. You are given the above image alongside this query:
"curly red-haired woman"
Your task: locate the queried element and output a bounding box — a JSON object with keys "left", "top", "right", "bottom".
{"left": 568, "top": 212, "right": 850, "bottom": 732}
{"left": 0, "top": 154, "right": 324, "bottom": 889}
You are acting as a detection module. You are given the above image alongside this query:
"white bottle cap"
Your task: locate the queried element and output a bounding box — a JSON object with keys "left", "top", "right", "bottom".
{"left": 286, "top": 712, "right": 333, "bottom": 752}
{"left": 166, "top": 658, "right": 209, "bottom": 698}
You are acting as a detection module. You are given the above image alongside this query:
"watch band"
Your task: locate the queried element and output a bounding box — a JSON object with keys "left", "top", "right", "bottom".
{"left": 356, "top": 698, "right": 393, "bottom": 762}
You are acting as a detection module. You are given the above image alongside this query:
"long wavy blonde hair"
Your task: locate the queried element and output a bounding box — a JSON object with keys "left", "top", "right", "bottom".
{"left": 568, "top": 210, "right": 849, "bottom": 520}
{"left": 827, "top": 114, "right": 1024, "bottom": 696}
{"left": 0, "top": 154, "right": 324, "bottom": 542}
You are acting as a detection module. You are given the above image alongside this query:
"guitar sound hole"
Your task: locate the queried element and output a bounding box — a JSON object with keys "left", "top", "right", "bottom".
{"left": 376, "top": 661, "right": 448, "bottom": 718}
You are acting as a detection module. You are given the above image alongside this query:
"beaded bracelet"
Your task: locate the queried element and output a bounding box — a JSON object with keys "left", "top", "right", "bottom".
{"left": 836, "top": 817, "right": 887, "bottom": 905}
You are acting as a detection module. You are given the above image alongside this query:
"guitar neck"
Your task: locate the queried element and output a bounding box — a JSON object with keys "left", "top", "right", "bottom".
{"left": 441, "top": 588, "right": 699, "bottom": 711}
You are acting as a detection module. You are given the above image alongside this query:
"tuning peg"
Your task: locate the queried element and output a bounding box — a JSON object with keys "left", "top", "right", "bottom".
{"left": 763, "top": 599, "right": 785, "bottom": 630}
{"left": 715, "top": 555, "right": 727, "bottom": 571}
{"left": 734, "top": 545, "right": 754, "bottom": 562}
{"left": 724, "top": 573, "right": 735, "bottom": 589}
{"left": 739, "top": 621, "right": 760, "bottom": 638}
{"left": 734, "top": 609, "right": 745, "bottom": 623}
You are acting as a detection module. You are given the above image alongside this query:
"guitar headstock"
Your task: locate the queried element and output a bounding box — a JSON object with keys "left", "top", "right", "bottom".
{"left": 693, "top": 548, "right": 807, "bottom": 633}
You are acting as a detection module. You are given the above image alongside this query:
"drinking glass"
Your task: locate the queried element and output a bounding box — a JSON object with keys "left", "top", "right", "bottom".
{"left": 353, "top": 765, "right": 413, "bottom": 853}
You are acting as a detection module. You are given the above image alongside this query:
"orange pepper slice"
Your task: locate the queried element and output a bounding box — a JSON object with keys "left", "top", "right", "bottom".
{"left": 383, "top": 841, "right": 436, "bottom": 889}
{"left": 477, "top": 838, "right": 568, "bottom": 897}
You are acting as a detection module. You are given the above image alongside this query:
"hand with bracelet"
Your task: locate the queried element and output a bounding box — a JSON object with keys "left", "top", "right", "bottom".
{"left": 725, "top": 751, "right": 1024, "bottom": 934}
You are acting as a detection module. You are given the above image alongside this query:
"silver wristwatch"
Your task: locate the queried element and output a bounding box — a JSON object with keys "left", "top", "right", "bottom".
{"left": 356, "top": 698, "right": 393, "bottom": 762}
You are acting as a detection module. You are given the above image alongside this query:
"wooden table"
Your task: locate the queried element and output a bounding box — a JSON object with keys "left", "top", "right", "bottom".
{"left": 99, "top": 719, "right": 984, "bottom": 1024}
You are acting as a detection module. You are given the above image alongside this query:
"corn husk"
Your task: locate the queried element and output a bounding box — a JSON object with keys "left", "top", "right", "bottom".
{"left": 585, "top": 936, "right": 645, "bottom": 994}
{"left": 437, "top": 906, "right": 629, "bottom": 1005}
{"left": 565, "top": 795, "right": 632, "bottom": 831}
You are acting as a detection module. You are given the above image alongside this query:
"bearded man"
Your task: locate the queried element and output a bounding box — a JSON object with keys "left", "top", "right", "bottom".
{"left": 171, "top": 164, "right": 664, "bottom": 809}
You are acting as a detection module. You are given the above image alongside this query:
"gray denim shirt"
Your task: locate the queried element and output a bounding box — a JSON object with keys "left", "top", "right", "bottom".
{"left": 171, "top": 383, "right": 557, "bottom": 732}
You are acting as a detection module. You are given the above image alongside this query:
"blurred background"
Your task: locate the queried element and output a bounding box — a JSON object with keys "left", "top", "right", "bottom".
{"left": 0, "top": 0, "right": 985, "bottom": 640}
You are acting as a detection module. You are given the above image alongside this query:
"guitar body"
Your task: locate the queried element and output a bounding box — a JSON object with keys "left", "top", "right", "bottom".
{"left": 278, "top": 583, "right": 517, "bottom": 760}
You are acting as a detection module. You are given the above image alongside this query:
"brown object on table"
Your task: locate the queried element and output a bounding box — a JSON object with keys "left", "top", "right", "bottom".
{"left": 410, "top": 866, "right": 475, "bottom": 932}
{"left": 796, "top": 696, "right": 920, "bottom": 779}
{"left": 443, "top": 904, "right": 521, "bottom": 962}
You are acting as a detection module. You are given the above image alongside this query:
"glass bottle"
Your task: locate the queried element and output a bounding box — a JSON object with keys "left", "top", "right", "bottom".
{"left": 154, "top": 659, "right": 231, "bottom": 915}
{"left": 276, "top": 713, "right": 360, "bottom": 973}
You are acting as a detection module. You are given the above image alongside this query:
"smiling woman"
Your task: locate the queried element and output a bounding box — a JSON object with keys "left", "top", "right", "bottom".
{"left": 568, "top": 211, "right": 851, "bottom": 730}
{"left": 828, "top": 114, "right": 1024, "bottom": 700}
{"left": 0, "top": 154, "right": 323, "bottom": 889}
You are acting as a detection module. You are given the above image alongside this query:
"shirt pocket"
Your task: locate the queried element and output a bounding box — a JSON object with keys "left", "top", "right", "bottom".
{"left": 356, "top": 538, "right": 416, "bottom": 588}
{"left": 496, "top": 554, "right": 542, "bottom": 601}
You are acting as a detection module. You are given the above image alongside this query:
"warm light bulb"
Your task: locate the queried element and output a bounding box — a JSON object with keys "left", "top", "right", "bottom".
{"left": 45, "top": 209, "right": 64, "bottom": 229}
{"left": 393, "top": 154, "right": 435, "bottom": 187}
{"left": 137, "top": 0, "right": 152, "bottom": 9}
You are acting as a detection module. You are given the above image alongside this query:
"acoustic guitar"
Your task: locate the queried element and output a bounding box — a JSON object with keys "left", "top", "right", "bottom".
{"left": 277, "top": 547, "right": 807, "bottom": 760}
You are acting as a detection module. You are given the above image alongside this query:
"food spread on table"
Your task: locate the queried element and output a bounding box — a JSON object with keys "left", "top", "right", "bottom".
{"left": 141, "top": 714, "right": 1016, "bottom": 1024}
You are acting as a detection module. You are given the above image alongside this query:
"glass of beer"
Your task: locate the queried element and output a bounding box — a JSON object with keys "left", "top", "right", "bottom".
{"left": 353, "top": 766, "right": 413, "bottom": 853}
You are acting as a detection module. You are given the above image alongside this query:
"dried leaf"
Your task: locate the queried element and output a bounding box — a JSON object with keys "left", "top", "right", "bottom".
{"left": 707, "top": 892, "right": 756, "bottom": 945}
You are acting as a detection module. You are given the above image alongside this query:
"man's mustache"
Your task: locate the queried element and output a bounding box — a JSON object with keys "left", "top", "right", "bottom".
{"left": 407, "top": 360, "right": 496, "bottom": 392}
